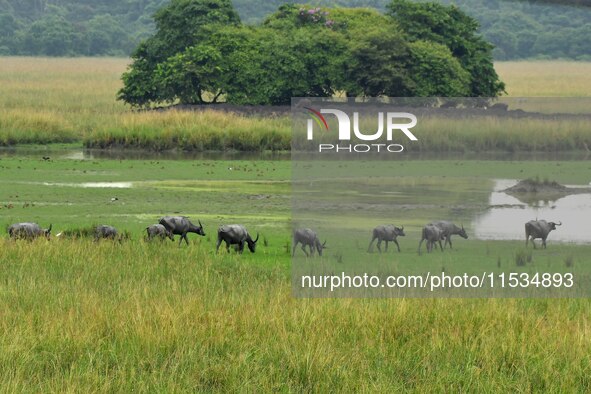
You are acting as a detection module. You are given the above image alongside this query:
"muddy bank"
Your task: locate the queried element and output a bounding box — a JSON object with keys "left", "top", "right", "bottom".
{"left": 503, "top": 179, "right": 591, "bottom": 205}
{"left": 504, "top": 179, "right": 591, "bottom": 195}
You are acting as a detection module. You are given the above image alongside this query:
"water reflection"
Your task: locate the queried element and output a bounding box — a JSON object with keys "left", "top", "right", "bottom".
{"left": 1, "top": 147, "right": 589, "bottom": 161}
{"left": 473, "top": 179, "right": 591, "bottom": 243}
{"left": 0, "top": 147, "right": 290, "bottom": 161}
{"left": 41, "top": 181, "right": 133, "bottom": 188}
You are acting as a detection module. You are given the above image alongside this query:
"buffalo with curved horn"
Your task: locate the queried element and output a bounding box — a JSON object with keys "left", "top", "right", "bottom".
{"left": 525, "top": 220, "right": 562, "bottom": 249}
{"left": 292, "top": 228, "right": 327, "bottom": 257}
{"left": 159, "top": 216, "right": 205, "bottom": 246}
{"left": 217, "top": 224, "right": 259, "bottom": 254}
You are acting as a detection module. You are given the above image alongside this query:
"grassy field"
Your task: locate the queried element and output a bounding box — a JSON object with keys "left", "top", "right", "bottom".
{"left": 1, "top": 57, "right": 590, "bottom": 150}
{"left": 1, "top": 155, "right": 591, "bottom": 389}
{"left": 2, "top": 239, "right": 591, "bottom": 391}
{"left": 496, "top": 61, "right": 591, "bottom": 97}
{"left": 1, "top": 58, "right": 591, "bottom": 390}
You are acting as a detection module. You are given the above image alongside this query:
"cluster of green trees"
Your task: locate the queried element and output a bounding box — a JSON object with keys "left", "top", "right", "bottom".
{"left": 0, "top": 0, "right": 168, "bottom": 56}
{"left": 442, "top": 0, "right": 591, "bottom": 60}
{"left": 237, "top": 0, "right": 591, "bottom": 61}
{"left": 234, "top": 0, "right": 591, "bottom": 60}
{"left": 118, "top": 0, "right": 505, "bottom": 106}
{"left": 1, "top": 0, "right": 590, "bottom": 59}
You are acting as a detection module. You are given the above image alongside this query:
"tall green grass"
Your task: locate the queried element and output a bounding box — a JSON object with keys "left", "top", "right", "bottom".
{"left": 1, "top": 239, "right": 591, "bottom": 391}
{"left": 407, "top": 116, "right": 591, "bottom": 152}
{"left": 84, "top": 110, "right": 291, "bottom": 151}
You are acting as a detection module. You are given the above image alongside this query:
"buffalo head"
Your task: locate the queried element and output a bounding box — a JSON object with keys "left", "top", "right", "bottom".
{"left": 45, "top": 224, "right": 53, "bottom": 239}
{"left": 317, "top": 240, "right": 328, "bottom": 256}
{"left": 458, "top": 224, "right": 468, "bottom": 239}
{"left": 247, "top": 232, "right": 259, "bottom": 253}
{"left": 196, "top": 220, "right": 205, "bottom": 236}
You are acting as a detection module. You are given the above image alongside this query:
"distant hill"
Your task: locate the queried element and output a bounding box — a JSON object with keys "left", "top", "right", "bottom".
{"left": 1, "top": 0, "right": 589, "bottom": 60}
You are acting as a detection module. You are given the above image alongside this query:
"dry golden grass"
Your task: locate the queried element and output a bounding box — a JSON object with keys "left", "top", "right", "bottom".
{"left": 0, "top": 57, "right": 128, "bottom": 113}
{"left": 0, "top": 57, "right": 590, "bottom": 148}
{"left": 496, "top": 61, "right": 591, "bottom": 97}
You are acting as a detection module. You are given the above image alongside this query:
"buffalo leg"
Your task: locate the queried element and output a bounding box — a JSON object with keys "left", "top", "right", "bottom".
{"left": 292, "top": 240, "right": 298, "bottom": 256}
{"left": 301, "top": 245, "right": 309, "bottom": 257}
{"left": 385, "top": 241, "right": 389, "bottom": 252}
{"left": 376, "top": 239, "right": 382, "bottom": 253}
{"left": 368, "top": 237, "right": 376, "bottom": 253}
{"left": 394, "top": 239, "right": 401, "bottom": 252}
{"left": 238, "top": 242, "right": 244, "bottom": 254}
{"left": 448, "top": 237, "right": 453, "bottom": 249}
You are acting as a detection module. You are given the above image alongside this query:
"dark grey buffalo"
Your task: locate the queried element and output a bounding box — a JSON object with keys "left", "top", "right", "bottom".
{"left": 431, "top": 221, "right": 468, "bottom": 249}
{"left": 368, "top": 224, "right": 405, "bottom": 253}
{"left": 525, "top": 220, "right": 561, "bottom": 249}
{"left": 159, "top": 216, "right": 205, "bottom": 246}
{"left": 418, "top": 224, "right": 444, "bottom": 255}
{"left": 292, "top": 228, "right": 327, "bottom": 257}
{"left": 217, "top": 224, "right": 259, "bottom": 254}
{"left": 94, "top": 225, "right": 118, "bottom": 241}
{"left": 8, "top": 222, "right": 52, "bottom": 240}
{"left": 146, "top": 224, "right": 174, "bottom": 241}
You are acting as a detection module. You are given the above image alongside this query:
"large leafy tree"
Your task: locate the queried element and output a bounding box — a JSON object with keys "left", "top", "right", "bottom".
{"left": 387, "top": 0, "right": 505, "bottom": 97}
{"left": 118, "top": 0, "right": 240, "bottom": 107}
{"left": 118, "top": 0, "right": 505, "bottom": 107}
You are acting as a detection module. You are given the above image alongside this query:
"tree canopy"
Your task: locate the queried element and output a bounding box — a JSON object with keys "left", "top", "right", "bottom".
{"left": 118, "top": 0, "right": 505, "bottom": 107}
{"left": 0, "top": 0, "right": 589, "bottom": 59}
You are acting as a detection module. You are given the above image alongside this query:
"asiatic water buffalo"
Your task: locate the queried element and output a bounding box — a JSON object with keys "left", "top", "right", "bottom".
{"left": 159, "top": 216, "right": 205, "bottom": 246}
{"left": 8, "top": 222, "right": 52, "bottom": 240}
{"left": 292, "top": 228, "right": 327, "bottom": 257}
{"left": 525, "top": 220, "right": 562, "bottom": 249}
{"left": 94, "top": 225, "right": 118, "bottom": 241}
{"left": 418, "top": 224, "right": 444, "bottom": 255}
{"left": 367, "top": 224, "right": 405, "bottom": 253}
{"left": 146, "top": 224, "right": 174, "bottom": 241}
{"left": 431, "top": 221, "right": 468, "bottom": 249}
{"left": 217, "top": 224, "right": 259, "bottom": 254}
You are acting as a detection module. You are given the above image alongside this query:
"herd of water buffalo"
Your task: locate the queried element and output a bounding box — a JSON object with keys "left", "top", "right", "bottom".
{"left": 7, "top": 216, "right": 260, "bottom": 253}
{"left": 294, "top": 219, "right": 562, "bottom": 256}
{"left": 6, "top": 216, "right": 562, "bottom": 255}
